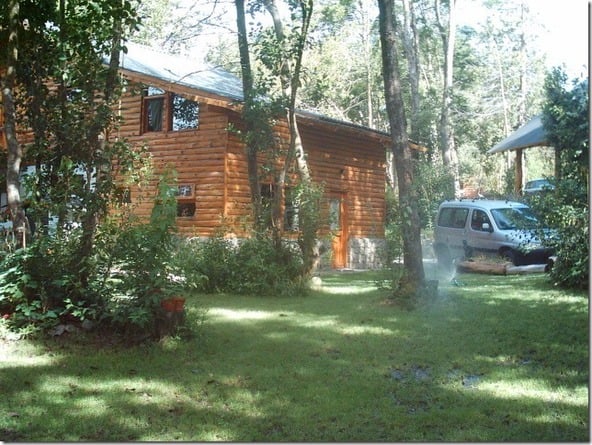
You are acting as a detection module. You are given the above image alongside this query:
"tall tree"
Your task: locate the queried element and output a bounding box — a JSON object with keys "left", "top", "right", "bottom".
{"left": 435, "top": 0, "right": 460, "bottom": 196}
{"left": 399, "top": 0, "right": 420, "bottom": 138}
{"left": 378, "top": 0, "right": 424, "bottom": 292}
{"left": 1, "top": 0, "right": 25, "bottom": 238}
{"left": 235, "top": 0, "right": 264, "bottom": 227}
{"left": 2, "top": 0, "right": 141, "bottom": 294}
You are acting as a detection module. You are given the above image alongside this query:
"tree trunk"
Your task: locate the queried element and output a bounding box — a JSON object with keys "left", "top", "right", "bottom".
{"left": 515, "top": 1, "right": 528, "bottom": 193}
{"left": 2, "top": 0, "right": 26, "bottom": 238}
{"left": 264, "top": 0, "right": 318, "bottom": 273}
{"left": 378, "top": 0, "right": 425, "bottom": 291}
{"left": 235, "top": 0, "right": 262, "bottom": 228}
{"left": 435, "top": 0, "right": 460, "bottom": 197}
{"left": 400, "top": 0, "right": 420, "bottom": 139}
{"left": 264, "top": 0, "right": 312, "bottom": 184}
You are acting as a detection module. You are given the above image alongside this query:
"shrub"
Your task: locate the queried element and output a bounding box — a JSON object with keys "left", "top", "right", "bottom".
{"left": 528, "top": 179, "right": 588, "bottom": 290}
{"left": 190, "top": 234, "right": 239, "bottom": 293}
{"left": 176, "top": 229, "right": 307, "bottom": 297}
{"left": 233, "top": 236, "right": 305, "bottom": 296}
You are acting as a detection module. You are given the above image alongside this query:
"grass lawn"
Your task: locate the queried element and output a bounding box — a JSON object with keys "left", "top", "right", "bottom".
{"left": 0, "top": 269, "right": 588, "bottom": 441}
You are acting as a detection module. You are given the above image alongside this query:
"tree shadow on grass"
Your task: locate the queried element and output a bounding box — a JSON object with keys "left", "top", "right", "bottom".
{"left": 0, "top": 272, "right": 588, "bottom": 441}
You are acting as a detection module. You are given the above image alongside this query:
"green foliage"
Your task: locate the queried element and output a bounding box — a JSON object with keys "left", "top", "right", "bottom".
{"left": 412, "top": 156, "right": 456, "bottom": 229}
{"left": 0, "top": 231, "right": 101, "bottom": 336}
{"left": 528, "top": 69, "right": 589, "bottom": 290}
{"left": 234, "top": 236, "right": 305, "bottom": 296}
{"left": 0, "top": 169, "right": 191, "bottom": 340}
{"left": 103, "top": 169, "right": 182, "bottom": 333}
{"left": 185, "top": 232, "right": 306, "bottom": 297}
{"left": 294, "top": 181, "right": 324, "bottom": 275}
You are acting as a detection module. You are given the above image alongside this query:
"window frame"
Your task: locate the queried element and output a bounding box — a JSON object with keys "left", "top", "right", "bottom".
{"left": 175, "top": 184, "right": 196, "bottom": 218}
{"left": 141, "top": 86, "right": 200, "bottom": 134}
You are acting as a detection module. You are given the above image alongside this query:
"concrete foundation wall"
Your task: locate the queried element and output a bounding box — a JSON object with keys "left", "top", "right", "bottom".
{"left": 348, "top": 237, "right": 387, "bottom": 270}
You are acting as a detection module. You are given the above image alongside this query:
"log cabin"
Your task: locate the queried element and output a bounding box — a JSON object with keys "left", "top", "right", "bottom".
{"left": 1, "top": 43, "right": 421, "bottom": 270}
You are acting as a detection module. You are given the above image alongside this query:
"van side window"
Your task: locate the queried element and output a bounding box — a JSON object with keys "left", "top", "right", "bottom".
{"left": 471, "top": 209, "right": 491, "bottom": 231}
{"left": 438, "top": 207, "right": 468, "bottom": 228}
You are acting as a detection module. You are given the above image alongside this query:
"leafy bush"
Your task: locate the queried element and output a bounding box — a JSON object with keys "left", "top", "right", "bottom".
{"left": 528, "top": 68, "right": 589, "bottom": 290}
{"left": 233, "top": 236, "right": 305, "bottom": 296}
{"left": 528, "top": 179, "right": 588, "bottom": 290}
{"left": 0, "top": 169, "right": 189, "bottom": 339}
{"left": 0, "top": 228, "right": 105, "bottom": 336}
{"left": 190, "top": 235, "right": 239, "bottom": 293}
{"left": 182, "top": 232, "right": 306, "bottom": 297}
{"left": 101, "top": 169, "right": 184, "bottom": 336}
{"left": 413, "top": 156, "right": 455, "bottom": 230}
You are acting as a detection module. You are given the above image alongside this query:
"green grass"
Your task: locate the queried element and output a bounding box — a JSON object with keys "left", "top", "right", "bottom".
{"left": 1, "top": 270, "right": 589, "bottom": 441}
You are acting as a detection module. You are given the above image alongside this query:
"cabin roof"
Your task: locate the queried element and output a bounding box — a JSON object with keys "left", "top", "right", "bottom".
{"left": 119, "top": 43, "right": 427, "bottom": 149}
{"left": 120, "top": 43, "right": 244, "bottom": 101}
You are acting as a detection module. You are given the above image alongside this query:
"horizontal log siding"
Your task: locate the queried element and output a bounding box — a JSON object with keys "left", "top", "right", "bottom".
{"left": 224, "top": 116, "right": 254, "bottom": 233}
{"left": 113, "top": 75, "right": 386, "bottom": 242}
{"left": 117, "top": 80, "right": 228, "bottom": 236}
{"left": 299, "top": 122, "right": 387, "bottom": 239}
{"left": 223, "top": 116, "right": 386, "bottom": 239}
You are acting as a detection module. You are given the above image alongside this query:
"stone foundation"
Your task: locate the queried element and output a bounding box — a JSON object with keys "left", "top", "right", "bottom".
{"left": 347, "top": 237, "right": 387, "bottom": 270}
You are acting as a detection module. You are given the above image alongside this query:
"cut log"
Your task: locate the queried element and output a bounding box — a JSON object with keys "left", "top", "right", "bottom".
{"left": 456, "top": 260, "right": 548, "bottom": 275}
{"left": 505, "top": 264, "right": 547, "bottom": 275}
{"left": 456, "top": 260, "right": 507, "bottom": 275}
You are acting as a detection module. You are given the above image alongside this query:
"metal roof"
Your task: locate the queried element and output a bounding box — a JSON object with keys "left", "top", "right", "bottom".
{"left": 487, "top": 114, "right": 550, "bottom": 154}
{"left": 117, "top": 43, "right": 426, "bottom": 149}
{"left": 119, "top": 43, "right": 244, "bottom": 101}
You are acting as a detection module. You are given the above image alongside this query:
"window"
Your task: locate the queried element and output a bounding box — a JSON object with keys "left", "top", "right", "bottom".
{"left": 142, "top": 86, "right": 165, "bottom": 132}
{"left": 177, "top": 202, "right": 196, "bottom": 217}
{"left": 260, "top": 184, "right": 299, "bottom": 231}
{"left": 471, "top": 209, "right": 491, "bottom": 231}
{"left": 491, "top": 207, "right": 539, "bottom": 230}
{"left": 438, "top": 207, "right": 468, "bottom": 229}
{"left": 142, "top": 87, "right": 200, "bottom": 133}
{"left": 329, "top": 198, "right": 341, "bottom": 231}
{"left": 171, "top": 94, "right": 199, "bottom": 130}
{"left": 175, "top": 184, "right": 195, "bottom": 217}
{"left": 114, "top": 187, "right": 131, "bottom": 205}
{"left": 260, "top": 183, "right": 275, "bottom": 228}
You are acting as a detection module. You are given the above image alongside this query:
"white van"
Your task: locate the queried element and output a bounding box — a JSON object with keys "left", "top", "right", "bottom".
{"left": 433, "top": 199, "right": 553, "bottom": 266}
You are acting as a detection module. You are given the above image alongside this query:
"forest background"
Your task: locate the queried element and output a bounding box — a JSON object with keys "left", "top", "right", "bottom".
{"left": 134, "top": 0, "right": 588, "bottom": 196}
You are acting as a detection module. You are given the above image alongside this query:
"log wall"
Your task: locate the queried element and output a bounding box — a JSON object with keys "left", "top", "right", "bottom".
{"left": 116, "top": 74, "right": 388, "bottom": 243}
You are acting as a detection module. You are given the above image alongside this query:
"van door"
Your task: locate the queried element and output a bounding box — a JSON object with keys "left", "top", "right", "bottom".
{"left": 435, "top": 206, "right": 469, "bottom": 260}
{"left": 467, "top": 209, "right": 498, "bottom": 255}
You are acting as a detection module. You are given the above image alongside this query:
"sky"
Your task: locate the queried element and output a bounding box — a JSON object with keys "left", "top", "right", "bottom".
{"left": 190, "top": 0, "right": 589, "bottom": 80}
{"left": 530, "top": 0, "right": 589, "bottom": 78}
{"left": 457, "top": 0, "right": 589, "bottom": 79}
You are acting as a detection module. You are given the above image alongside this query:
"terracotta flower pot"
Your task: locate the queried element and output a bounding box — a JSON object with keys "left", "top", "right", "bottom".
{"left": 160, "top": 298, "right": 176, "bottom": 312}
{"left": 172, "top": 297, "right": 186, "bottom": 312}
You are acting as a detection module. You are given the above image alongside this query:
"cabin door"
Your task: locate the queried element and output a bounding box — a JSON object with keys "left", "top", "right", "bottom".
{"left": 329, "top": 193, "right": 348, "bottom": 269}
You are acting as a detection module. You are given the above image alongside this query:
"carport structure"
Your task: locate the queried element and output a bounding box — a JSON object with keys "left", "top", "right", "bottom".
{"left": 487, "top": 114, "right": 555, "bottom": 193}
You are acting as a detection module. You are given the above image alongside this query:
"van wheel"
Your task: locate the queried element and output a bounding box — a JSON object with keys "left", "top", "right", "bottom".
{"left": 500, "top": 248, "right": 523, "bottom": 266}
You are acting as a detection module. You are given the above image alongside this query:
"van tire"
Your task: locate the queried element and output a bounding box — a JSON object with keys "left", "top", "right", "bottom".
{"left": 500, "top": 248, "right": 524, "bottom": 266}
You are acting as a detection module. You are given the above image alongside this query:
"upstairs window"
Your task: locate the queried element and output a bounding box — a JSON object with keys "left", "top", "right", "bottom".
{"left": 171, "top": 94, "right": 199, "bottom": 130}
{"left": 142, "top": 87, "right": 200, "bottom": 133}
{"left": 143, "top": 86, "right": 165, "bottom": 132}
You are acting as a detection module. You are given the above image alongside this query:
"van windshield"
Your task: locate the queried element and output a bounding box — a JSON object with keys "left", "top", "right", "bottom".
{"left": 491, "top": 206, "right": 539, "bottom": 230}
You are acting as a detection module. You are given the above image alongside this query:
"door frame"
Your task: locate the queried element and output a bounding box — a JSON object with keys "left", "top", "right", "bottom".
{"left": 329, "top": 191, "right": 348, "bottom": 269}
